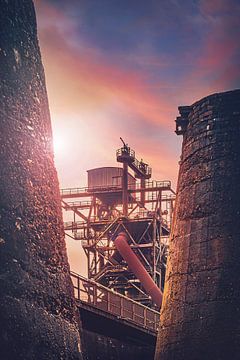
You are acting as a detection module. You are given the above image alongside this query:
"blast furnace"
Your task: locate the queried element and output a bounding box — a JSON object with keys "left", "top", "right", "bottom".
{"left": 155, "top": 89, "right": 240, "bottom": 360}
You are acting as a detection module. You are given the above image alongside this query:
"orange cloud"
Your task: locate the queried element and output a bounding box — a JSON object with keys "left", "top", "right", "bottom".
{"left": 36, "top": 2, "right": 175, "bottom": 128}
{"left": 34, "top": 0, "right": 240, "bottom": 275}
{"left": 35, "top": 1, "right": 180, "bottom": 187}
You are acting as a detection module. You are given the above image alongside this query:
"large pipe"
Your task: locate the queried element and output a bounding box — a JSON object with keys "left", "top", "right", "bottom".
{"left": 114, "top": 232, "right": 162, "bottom": 308}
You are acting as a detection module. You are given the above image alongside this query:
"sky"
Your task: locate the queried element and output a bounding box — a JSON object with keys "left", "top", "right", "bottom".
{"left": 34, "top": 0, "right": 240, "bottom": 274}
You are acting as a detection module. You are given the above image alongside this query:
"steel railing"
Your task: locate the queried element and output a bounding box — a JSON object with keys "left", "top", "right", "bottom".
{"left": 132, "top": 157, "right": 152, "bottom": 176}
{"left": 61, "top": 185, "right": 122, "bottom": 197}
{"left": 60, "top": 180, "right": 172, "bottom": 197}
{"left": 134, "top": 180, "right": 171, "bottom": 189}
{"left": 71, "top": 272, "right": 160, "bottom": 333}
{"left": 116, "top": 147, "right": 135, "bottom": 159}
{"left": 63, "top": 200, "right": 93, "bottom": 208}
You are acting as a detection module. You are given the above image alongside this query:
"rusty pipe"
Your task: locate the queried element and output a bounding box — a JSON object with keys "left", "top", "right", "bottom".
{"left": 114, "top": 232, "right": 162, "bottom": 308}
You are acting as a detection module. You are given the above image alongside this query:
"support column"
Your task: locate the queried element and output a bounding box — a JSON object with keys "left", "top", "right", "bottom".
{"left": 122, "top": 162, "right": 128, "bottom": 217}
{"left": 140, "top": 178, "right": 145, "bottom": 207}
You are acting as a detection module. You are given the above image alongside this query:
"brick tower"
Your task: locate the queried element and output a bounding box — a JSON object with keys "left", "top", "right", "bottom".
{"left": 155, "top": 89, "right": 240, "bottom": 360}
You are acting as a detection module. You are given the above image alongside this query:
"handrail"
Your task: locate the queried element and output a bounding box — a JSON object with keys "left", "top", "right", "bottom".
{"left": 116, "top": 147, "right": 135, "bottom": 159}
{"left": 60, "top": 184, "right": 122, "bottom": 196}
{"left": 63, "top": 200, "right": 93, "bottom": 208}
{"left": 64, "top": 220, "right": 86, "bottom": 230}
{"left": 132, "top": 157, "right": 152, "bottom": 176}
{"left": 71, "top": 272, "right": 160, "bottom": 333}
{"left": 60, "top": 180, "right": 171, "bottom": 197}
{"left": 64, "top": 214, "right": 170, "bottom": 232}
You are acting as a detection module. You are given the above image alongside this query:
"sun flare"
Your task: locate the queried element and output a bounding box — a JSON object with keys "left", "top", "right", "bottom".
{"left": 53, "top": 133, "right": 67, "bottom": 157}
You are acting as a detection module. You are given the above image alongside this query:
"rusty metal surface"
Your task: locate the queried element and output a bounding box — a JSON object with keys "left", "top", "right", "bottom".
{"left": 87, "top": 167, "right": 136, "bottom": 190}
{"left": 114, "top": 233, "right": 162, "bottom": 308}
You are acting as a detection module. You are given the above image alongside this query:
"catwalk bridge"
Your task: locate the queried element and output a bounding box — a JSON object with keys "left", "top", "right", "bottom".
{"left": 71, "top": 272, "right": 159, "bottom": 358}
{"left": 61, "top": 142, "right": 174, "bottom": 359}
{"left": 71, "top": 272, "right": 160, "bottom": 335}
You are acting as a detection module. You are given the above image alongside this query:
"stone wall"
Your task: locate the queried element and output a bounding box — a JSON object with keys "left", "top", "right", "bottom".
{"left": 0, "top": 1, "right": 83, "bottom": 359}
{"left": 155, "top": 89, "right": 240, "bottom": 360}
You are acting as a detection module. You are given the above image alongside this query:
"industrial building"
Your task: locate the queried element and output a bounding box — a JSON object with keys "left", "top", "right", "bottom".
{"left": 61, "top": 139, "right": 175, "bottom": 309}
{"left": 2, "top": 2, "right": 240, "bottom": 360}
{"left": 59, "top": 140, "right": 175, "bottom": 358}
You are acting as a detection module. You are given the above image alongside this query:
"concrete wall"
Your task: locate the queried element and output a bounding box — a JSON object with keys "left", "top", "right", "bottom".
{"left": 0, "top": 1, "right": 83, "bottom": 359}
{"left": 155, "top": 89, "right": 240, "bottom": 360}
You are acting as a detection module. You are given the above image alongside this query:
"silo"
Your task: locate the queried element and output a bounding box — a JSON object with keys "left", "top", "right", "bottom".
{"left": 155, "top": 89, "right": 240, "bottom": 360}
{"left": 87, "top": 167, "right": 136, "bottom": 190}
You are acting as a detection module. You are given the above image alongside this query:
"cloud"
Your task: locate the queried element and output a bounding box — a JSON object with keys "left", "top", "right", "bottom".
{"left": 34, "top": 0, "right": 240, "bottom": 275}
{"left": 35, "top": 0, "right": 240, "bottom": 188}
{"left": 35, "top": 0, "right": 180, "bottom": 185}
{"left": 36, "top": 4, "right": 175, "bottom": 126}
{"left": 182, "top": 0, "right": 240, "bottom": 99}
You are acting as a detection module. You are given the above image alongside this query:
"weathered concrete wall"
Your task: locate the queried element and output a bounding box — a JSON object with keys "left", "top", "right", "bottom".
{"left": 0, "top": 1, "right": 83, "bottom": 359}
{"left": 155, "top": 89, "right": 240, "bottom": 360}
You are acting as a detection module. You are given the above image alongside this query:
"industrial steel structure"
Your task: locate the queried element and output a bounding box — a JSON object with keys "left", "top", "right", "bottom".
{"left": 71, "top": 271, "right": 160, "bottom": 333}
{"left": 61, "top": 140, "right": 175, "bottom": 308}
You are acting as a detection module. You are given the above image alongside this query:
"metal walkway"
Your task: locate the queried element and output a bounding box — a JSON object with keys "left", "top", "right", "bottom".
{"left": 71, "top": 272, "right": 160, "bottom": 335}
{"left": 61, "top": 180, "right": 172, "bottom": 198}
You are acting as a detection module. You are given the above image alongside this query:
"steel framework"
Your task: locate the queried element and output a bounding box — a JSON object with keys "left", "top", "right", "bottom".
{"left": 61, "top": 141, "right": 175, "bottom": 308}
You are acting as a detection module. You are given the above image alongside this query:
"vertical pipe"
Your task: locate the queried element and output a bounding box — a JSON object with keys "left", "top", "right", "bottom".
{"left": 122, "top": 162, "right": 128, "bottom": 216}
{"left": 93, "top": 195, "right": 96, "bottom": 218}
{"left": 0, "top": 2, "right": 83, "bottom": 358}
{"left": 140, "top": 178, "right": 145, "bottom": 206}
{"left": 153, "top": 190, "right": 160, "bottom": 287}
{"left": 155, "top": 89, "right": 240, "bottom": 360}
{"left": 152, "top": 216, "right": 157, "bottom": 283}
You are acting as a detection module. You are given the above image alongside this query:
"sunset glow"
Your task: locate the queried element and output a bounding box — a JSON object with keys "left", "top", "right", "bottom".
{"left": 53, "top": 133, "right": 67, "bottom": 157}
{"left": 34, "top": 0, "right": 240, "bottom": 274}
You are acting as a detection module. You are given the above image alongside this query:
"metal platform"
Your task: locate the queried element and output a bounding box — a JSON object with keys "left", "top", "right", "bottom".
{"left": 71, "top": 272, "right": 160, "bottom": 335}
{"left": 62, "top": 141, "right": 175, "bottom": 309}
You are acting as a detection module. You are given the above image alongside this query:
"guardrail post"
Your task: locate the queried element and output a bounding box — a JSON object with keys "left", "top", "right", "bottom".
{"left": 93, "top": 282, "right": 97, "bottom": 306}
{"left": 155, "top": 313, "right": 158, "bottom": 332}
{"left": 77, "top": 276, "right": 80, "bottom": 300}
{"left": 144, "top": 307, "right": 147, "bottom": 328}
{"left": 120, "top": 297, "right": 123, "bottom": 318}
{"left": 132, "top": 303, "right": 135, "bottom": 322}
{"left": 107, "top": 291, "right": 111, "bottom": 313}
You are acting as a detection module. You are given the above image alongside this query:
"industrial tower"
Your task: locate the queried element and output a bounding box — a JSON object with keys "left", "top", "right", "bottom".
{"left": 61, "top": 140, "right": 175, "bottom": 308}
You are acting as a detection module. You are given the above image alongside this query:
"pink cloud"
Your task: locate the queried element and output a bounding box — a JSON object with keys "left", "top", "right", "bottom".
{"left": 34, "top": 0, "right": 240, "bottom": 276}
{"left": 199, "top": 0, "right": 236, "bottom": 16}
{"left": 35, "top": 1, "right": 175, "bottom": 128}
{"left": 185, "top": 0, "right": 240, "bottom": 96}
{"left": 34, "top": 0, "right": 180, "bottom": 201}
